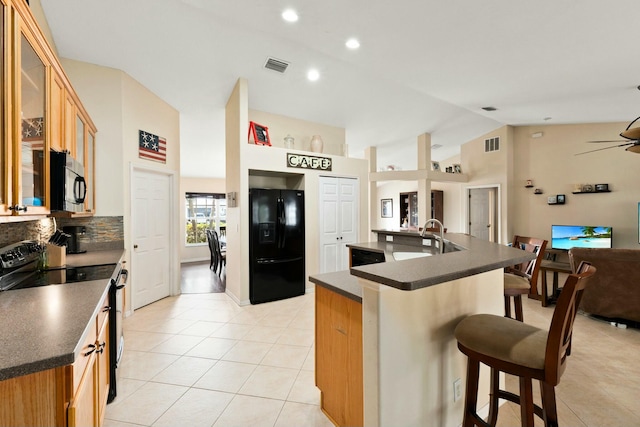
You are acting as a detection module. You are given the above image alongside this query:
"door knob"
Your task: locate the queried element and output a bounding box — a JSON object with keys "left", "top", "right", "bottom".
{"left": 133, "top": 244, "right": 138, "bottom": 249}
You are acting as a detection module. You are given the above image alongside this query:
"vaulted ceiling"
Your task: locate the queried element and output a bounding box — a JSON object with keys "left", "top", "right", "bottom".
{"left": 40, "top": 0, "right": 640, "bottom": 177}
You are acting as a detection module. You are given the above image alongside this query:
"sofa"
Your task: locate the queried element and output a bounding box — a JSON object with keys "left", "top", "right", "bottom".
{"left": 568, "top": 248, "right": 640, "bottom": 323}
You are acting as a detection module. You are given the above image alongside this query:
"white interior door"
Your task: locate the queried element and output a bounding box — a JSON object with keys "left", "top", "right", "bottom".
{"left": 468, "top": 187, "right": 497, "bottom": 242}
{"left": 132, "top": 169, "right": 171, "bottom": 309}
{"left": 338, "top": 179, "right": 357, "bottom": 266}
{"left": 319, "top": 177, "right": 358, "bottom": 273}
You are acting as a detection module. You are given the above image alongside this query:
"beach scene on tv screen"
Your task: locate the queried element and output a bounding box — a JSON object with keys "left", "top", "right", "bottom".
{"left": 552, "top": 225, "right": 612, "bottom": 250}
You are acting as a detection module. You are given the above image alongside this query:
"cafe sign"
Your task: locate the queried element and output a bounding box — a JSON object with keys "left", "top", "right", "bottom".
{"left": 286, "top": 153, "right": 332, "bottom": 171}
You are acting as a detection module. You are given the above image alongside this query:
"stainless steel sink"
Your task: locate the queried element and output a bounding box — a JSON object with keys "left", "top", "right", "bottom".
{"left": 392, "top": 252, "right": 433, "bottom": 261}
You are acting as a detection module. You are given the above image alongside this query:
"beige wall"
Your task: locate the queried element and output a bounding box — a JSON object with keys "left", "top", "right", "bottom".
{"left": 225, "top": 78, "right": 369, "bottom": 305}
{"left": 61, "top": 59, "right": 181, "bottom": 309}
{"left": 511, "top": 122, "right": 639, "bottom": 249}
{"left": 461, "top": 126, "right": 514, "bottom": 244}
{"left": 249, "top": 109, "right": 346, "bottom": 155}
{"left": 180, "top": 177, "right": 226, "bottom": 262}
{"left": 458, "top": 122, "right": 640, "bottom": 250}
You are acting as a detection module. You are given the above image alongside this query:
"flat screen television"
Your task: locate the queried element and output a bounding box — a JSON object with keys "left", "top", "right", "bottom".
{"left": 551, "top": 225, "right": 612, "bottom": 250}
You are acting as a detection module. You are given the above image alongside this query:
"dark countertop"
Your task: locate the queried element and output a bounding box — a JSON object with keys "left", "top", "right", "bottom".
{"left": 309, "top": 270, "right": 363, "bottom": 302}
{"left": 309, "top": 234, "right": 534, "bottom": 296}
{"left": 0, "top": 249, "right": 125, "bottom": 381}
{"left": 66, "top": 249, "right": 125, "bottom": 268}
{"left": 350, "top": 233, "right": 534, "bottom": 291}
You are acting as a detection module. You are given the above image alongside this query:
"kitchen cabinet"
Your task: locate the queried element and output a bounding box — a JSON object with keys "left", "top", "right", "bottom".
{"left": 69, "top": 293, "right": 110, "bottom": 427}
{"left": 13, "top": 9, "right": 49, "bottom": 215}
{"left": 315, "top": 285, "right": 363, "bottom": 426}
{"left": 0, "top": 0, "right": 96, "bottom": 219}
{"left": 399, "top": 190, "right": 443, "bottom": 228}
{"left": 0, "top": 0, "right": 8, "bottom": 213}
{"left": 0, "top": 291, "right": 111, "bottom": 427}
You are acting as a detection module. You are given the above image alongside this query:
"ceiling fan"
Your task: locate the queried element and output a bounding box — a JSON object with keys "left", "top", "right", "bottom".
{"left": 576, "top": 116, "right": 640, "bottom": 155}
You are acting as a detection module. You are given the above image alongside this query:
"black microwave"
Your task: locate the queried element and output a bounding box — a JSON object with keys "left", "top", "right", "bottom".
{"left": 50, "top": 151, "right": 86, "bottom": 213}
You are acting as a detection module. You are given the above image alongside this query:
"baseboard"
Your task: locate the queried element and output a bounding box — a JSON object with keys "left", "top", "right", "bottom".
{"left": 225, "top": 289, "right": 250, "bottom": 306}
{"left": 181, "top": 257, "right": 209, "bottom": 264}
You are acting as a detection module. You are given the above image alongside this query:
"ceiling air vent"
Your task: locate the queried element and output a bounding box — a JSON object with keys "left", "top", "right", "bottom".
{"left": 264, "top": 57, "right": 290, "bottom": 74}
{"left": 485, "top": 137, "right": 500, "bottom": 153}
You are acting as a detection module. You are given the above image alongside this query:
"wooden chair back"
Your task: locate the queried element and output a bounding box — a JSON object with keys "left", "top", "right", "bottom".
{"left": 545, "top": 261, "right": 595, "bottom": 384}
{"left": 507, "top": 235, "right": 548, "bottom": 287}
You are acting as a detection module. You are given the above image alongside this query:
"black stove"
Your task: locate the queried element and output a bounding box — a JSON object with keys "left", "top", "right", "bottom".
{"left": 3, "top": 263, "right": 117, "bottom": 291}
{"left": 0, "top": 240, "right": 127, "bottom": 404}
{"left": 0, "top": 240, "right": 116, "bottom": 291}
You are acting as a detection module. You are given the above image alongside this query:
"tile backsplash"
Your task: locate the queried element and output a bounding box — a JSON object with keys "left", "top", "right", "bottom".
{"left": 0, "top": 216, "right": 124, "bottom": 251}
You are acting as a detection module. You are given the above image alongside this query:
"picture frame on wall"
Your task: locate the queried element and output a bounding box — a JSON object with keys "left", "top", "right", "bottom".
{"left": 381, "top": 199, "right": 393, "bottom": 218}
{"left": 431, "top": 161, "right": 440, "bottom": 171}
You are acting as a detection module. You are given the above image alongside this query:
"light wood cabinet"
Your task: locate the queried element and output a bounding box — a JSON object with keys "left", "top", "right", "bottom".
{"left": 49, "top": 71, "right": 64, "bottom": 152}
{"left": 0, "top": 0, "right": 8, "bottom": 213}
{"left": 1, "top": 0, "right": 96, "bottom": 219}
{"left": 315, "top": 285, "right": 363, "bottom": 426}
{"left": 0, "top": 292, "right": 111, "bottom": 427}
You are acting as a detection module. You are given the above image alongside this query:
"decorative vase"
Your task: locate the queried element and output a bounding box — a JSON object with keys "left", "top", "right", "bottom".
{"left": 284, "top": 134, "right": 294, "bottom": 149}
{"left": 310, "top": 135, "right": 324, "bottom": 153}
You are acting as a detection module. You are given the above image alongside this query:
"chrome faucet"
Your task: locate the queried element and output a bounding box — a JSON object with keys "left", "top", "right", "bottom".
{"left": 421, "top": 219, "right": 445, "bottom": 254}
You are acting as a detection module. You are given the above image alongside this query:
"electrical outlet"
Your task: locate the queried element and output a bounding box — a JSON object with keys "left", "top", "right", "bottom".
{"left": 454, "top": 378, "right": 462, "bottom": 402}
{"left": 386, "top": 235, "right": 393, "bottom": 242}
{"left": 422, "top": 238, "right": 432, "bottom": 246}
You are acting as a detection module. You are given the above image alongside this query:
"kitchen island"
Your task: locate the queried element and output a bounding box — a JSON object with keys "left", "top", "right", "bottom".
{"left": 310, "top": 233, "right": 533, "bottom": 427}
{"left": 0, "top": 249, "right": 124, "bottom": 426}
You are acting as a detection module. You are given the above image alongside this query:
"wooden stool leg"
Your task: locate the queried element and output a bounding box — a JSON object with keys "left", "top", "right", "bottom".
{"left": 519, "top": 377, "right": 535, "bottom": 427}
{"left": 540, "top": 382, "right": 559, "bottom": 427}
{"left": 514, "top": 295, "right": 524, "bottom": 322}
{"left": 463, "top": 358, "right": 480, "bottom": 427}
{"left": 487, "top": 368, "right": 500, "bottom": 426}
{"left": 504, "top": 295, "right": 512, "bottom": 319}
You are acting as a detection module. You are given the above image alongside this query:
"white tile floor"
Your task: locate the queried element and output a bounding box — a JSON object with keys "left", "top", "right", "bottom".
{"left": 105, "top": 283, "right": 640, "bottom": 427}
{"left": 104, "top": 291, "right": 332, "bottom": 427}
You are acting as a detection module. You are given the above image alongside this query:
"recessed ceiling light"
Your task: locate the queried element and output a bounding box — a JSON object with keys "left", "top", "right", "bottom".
{"left": 307, "top": 69, "right": 320, "bottom": 81}
{"left": 282, "top": 9, "right": 298, "bottom": 22}
{"left": 346, "top": 38, "right": 360, "bottom": 49}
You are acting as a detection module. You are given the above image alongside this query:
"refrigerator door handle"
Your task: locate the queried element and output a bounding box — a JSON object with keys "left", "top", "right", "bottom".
{"left": 277, "top": 197, "right": 286, "bottom": 249}
{"left": 256, "top": 256, "right": 303, "bottom": 265}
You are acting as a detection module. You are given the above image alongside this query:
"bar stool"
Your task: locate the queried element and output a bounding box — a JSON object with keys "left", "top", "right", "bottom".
{"left": 454, "top": 262, "right": 595, "bottom": 427}
{"left": 504, "top": 236, "right": 547, "bottom": 321}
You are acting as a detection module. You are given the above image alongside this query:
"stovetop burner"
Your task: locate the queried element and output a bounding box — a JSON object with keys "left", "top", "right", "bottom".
{"left": 0, "top": 262, "right": 118, "bottom": 292}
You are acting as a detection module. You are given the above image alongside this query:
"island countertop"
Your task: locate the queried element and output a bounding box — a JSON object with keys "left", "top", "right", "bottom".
{"left": 0, "top": 249, "right": 125, "bottom": 381}
{"left": 350, "top": 233, "right": 533, "bottom": 290}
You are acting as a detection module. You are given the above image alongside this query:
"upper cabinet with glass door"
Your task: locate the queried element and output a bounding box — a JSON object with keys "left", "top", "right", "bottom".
{"left": 0, "top": 0, "right": 97, "bottom": 219}
{"left": 14, "top": 11, "right": 49, "bottom": 215}
{"left": 0, "top": 0, "right": 8, "bottom": 215}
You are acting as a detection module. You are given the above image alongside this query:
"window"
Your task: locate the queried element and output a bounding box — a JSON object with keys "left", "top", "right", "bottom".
{"left": 185, "top": 193, "right": 226, "bottom": 245}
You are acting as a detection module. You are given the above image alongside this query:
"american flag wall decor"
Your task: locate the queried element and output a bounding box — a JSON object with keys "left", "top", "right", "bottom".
{"left": 138, "top": 130, "right": 167, "bottom": 163}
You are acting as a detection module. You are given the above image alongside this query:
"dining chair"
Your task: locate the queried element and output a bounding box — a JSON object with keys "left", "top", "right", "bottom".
{"left": 211, "top": 230, "right": 226, "bottom": 276}
{"left": 504, "top": 236, "right": 547, "bottom": 321}
{"left": 206, "top": 229, "right": 218, "bottom": 271}
{"left": 454, "top": 261, "right": 596, "bottom": 427}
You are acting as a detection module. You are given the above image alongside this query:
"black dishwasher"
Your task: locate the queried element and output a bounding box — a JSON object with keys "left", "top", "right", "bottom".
{"left": 351, "top": 248, "right": 386, "bottom": 267}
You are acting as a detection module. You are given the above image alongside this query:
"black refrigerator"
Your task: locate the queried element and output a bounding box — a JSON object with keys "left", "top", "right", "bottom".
{"left": 249, "top": 188, "right": 305, "bottom": 304}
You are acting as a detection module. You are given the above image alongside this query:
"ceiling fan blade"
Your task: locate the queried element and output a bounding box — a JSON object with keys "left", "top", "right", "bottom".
{"left": 620, "top": 127, "right": 640, "bottom": 140}
{"left": 575, "top": 142, "right": 634, "bottom": 155}
{"left": 586, "top": 139, "right": 628, "bottom": 143}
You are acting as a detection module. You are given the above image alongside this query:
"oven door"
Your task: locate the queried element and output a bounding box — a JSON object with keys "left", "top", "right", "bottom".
{"left": 108, "top": 264, "right": 128, "bottom": 403}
